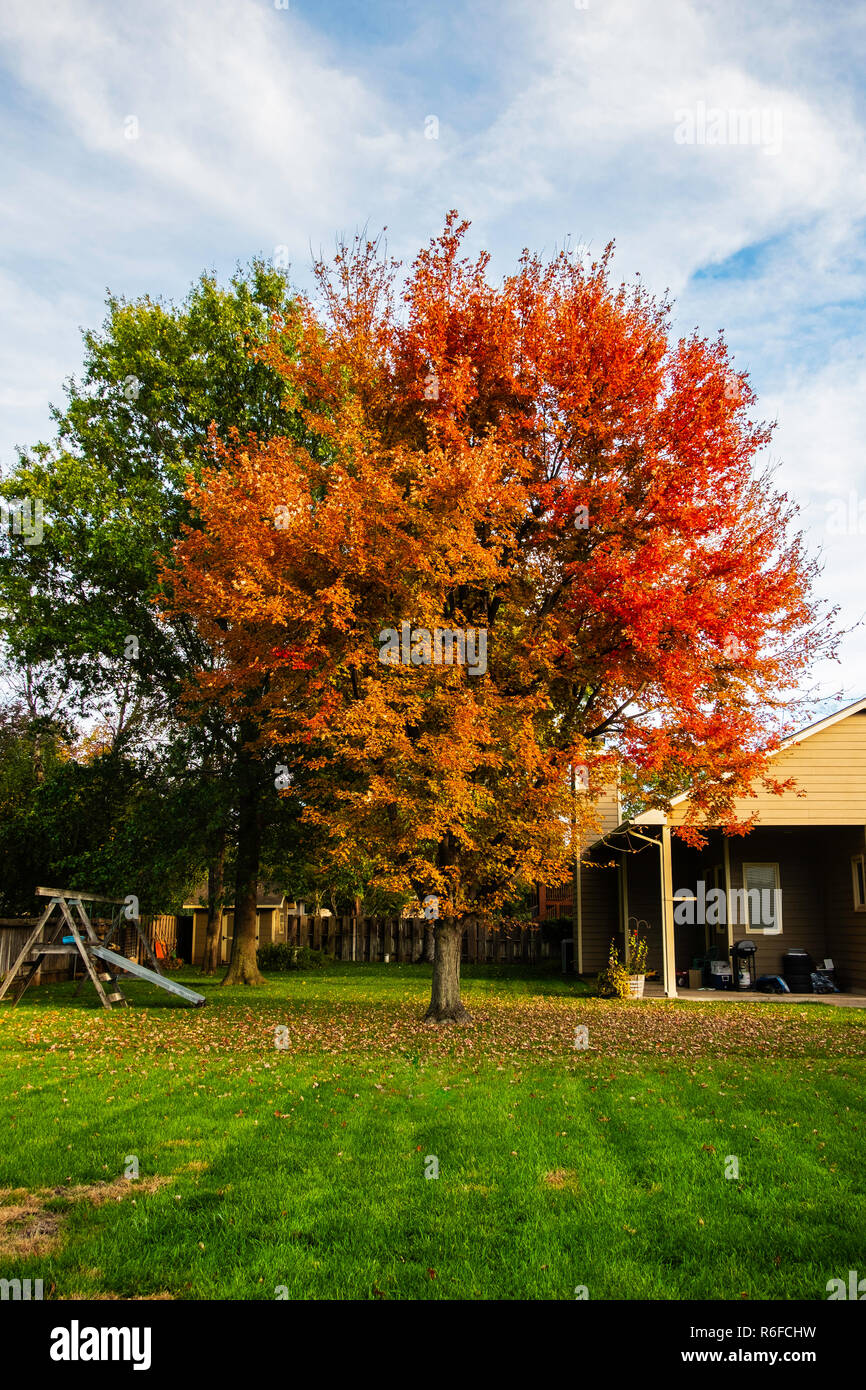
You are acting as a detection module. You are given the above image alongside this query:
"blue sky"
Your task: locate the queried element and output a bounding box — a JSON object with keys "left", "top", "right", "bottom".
{"left": 1, "top": 0, "right": 865, "bottom": 702}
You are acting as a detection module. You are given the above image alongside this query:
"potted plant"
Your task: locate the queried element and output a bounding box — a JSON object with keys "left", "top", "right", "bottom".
{"left": 625, "top": 927, "right": 649, "bottom": 997}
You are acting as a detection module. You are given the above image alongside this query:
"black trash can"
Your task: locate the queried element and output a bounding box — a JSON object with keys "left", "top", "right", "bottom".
{"left": 783, "top": 948, "right": 814, "bottom": 994}
{"left": 730, "top": 939, "right": 757, "bottom": 991}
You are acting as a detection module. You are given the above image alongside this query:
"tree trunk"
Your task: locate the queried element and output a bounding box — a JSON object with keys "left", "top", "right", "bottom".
{"left": 32, "top": 732, "right": 45, "bottom": 786}
{"left": 423, "top": 918, "right": 470, "bottom": 1023}
{"left": 423, "top": 922, "right": 435, "bottom": 963}
{"left": 201, "top": 831, "right": 226, "bottom": 975}
{"left": 222, "top": 739, "right": 265, "bottom": 986}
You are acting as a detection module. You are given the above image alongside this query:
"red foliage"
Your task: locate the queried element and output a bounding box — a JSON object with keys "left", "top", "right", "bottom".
{"left": 161, "top": 214, "right": 837, "bottom": 901}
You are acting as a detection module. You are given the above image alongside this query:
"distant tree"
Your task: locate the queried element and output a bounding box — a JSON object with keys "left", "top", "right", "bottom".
{"left": 0, "top": 262, "right": 316, "bottom": 974}
{"left": 0, "top": 702, "right": 211, "bottom": 915}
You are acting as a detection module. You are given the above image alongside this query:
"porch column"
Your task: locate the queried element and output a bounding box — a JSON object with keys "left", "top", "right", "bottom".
{"left": 573, "top": 854, "right": 584, "bottom": 975}
{"left": 723, "top": 837, "right": 735, "bottom": 954}
{"left": 660, "top": 826, "right": 678, "bottom": 997}
{"left": 619, "top": 850, "right": 630, "bottom": 949}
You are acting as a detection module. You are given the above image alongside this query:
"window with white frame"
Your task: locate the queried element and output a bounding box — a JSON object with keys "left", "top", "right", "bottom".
{"left": 738, "top": 862, "right": 782, "bottom": 934}
{"left": 852, "top": 854, "right": 866, "bottom": 912}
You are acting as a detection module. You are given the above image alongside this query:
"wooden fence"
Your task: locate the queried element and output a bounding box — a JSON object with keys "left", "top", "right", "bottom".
{"left": 2, "top": 912, "right": 572, "bottom": 989}
{"left": 280, "top": 914, "right": 570, "bottom": 965}
{"left": 0, "top": 918, "right": 81, "bottom": 985}
{"left": 0, "top": 913, "right": 177, "bottom": 985}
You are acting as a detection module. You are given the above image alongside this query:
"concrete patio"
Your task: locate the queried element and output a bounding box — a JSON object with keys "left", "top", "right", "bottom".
{"left": 642, "top": 981, "right": 866, "bottom": 1008}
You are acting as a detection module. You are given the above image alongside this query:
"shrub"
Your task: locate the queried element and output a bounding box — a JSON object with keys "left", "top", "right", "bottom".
{"left": 596, "top": 939, "right": 632, "bottom": 999}
{"left": 295, "top": 946, "right": 326, "bottom": 971}
{"left": 256, "top": 942, "right": 326, "bottom": 972}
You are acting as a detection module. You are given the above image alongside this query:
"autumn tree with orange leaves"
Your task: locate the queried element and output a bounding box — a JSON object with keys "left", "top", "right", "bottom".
{"left": 164, "top": 215, "right": 835, "bottom": 1018}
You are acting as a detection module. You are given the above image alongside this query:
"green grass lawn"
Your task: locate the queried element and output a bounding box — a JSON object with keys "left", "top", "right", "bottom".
{"left": 1, "top": 962, "right": 865, "bottom": 1300}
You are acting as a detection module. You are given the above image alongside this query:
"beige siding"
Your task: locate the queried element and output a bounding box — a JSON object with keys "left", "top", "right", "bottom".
{"left": 671, "top": 711, "right": 866, "bottom": 826}
{"left": 664, "top": 708, "right": 866, "bottom": 990}
{"left": 581, "top": 774, "right": 622, "bottom": 848}
{"left": 574, "top": 707, "right": 866, "bottom": 990}
{"left": 578, "top": 853, "right": 619, "bottom": 973}
{"left": 220, "top": 909, "right": 269, "bottom": 963}
{"left": 572, "top": 775, "right": 625, "bottom": 973}
{"left": 671, "top": 834, "right": 727, "bottom": 964}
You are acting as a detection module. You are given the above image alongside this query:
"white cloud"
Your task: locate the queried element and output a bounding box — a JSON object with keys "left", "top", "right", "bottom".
{"left": 0, "top": 0, "right": 418, "bottom": 240}
{"left": 1, "top": 0, "right": 864, "bottom": 695}
{"left": 457, "top": 0, "right": 865, "bottom": 295}
{"left": 759, "top": 357, "right": 866, "bottom": 698}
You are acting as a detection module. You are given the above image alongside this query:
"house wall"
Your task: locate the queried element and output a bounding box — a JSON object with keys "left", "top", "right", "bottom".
{"left": 257, "top": 909, "right": 274, "bottom": 948}
{"left": 662, "top": 708, "right": 866, "bottom": 992}
{"left": 577, "top": 834, "right": 713, "bottom": 980}
{"left": 539, "top": 774, "right": 622, "bottom": 944}
{"left": 191, "top": 909, "right": 208, "bottom": 966}
{"left": 187, "top": 899, "right": 287, "bottom": 966}
{"left": 578, "top": 851, "right": 619, "bottom": 973}
{"left": 726, "top": 828, "right": 827, "bottom": 978}
{"left": 583, "top": 773, "right": 622, "bottom": 843}
{"left": 822, "top": 825, "right": 866, "bottom": 993}
{"left": 667, "top": 839, "right": 712, "bottom": 972}
{"left": 622, "top": 842, "right": 665, "bottom": 977}
{"left": 578, "top": 822, "right": 866, "bottom": 991}
{"left": 219, "top": 908, "right": 273, "bottom": 962}
{"left": 568, "top": 704, "right": 866, "bottom": 991}
{"left": 670, "top": 710, "right": 866, "bottom": 827}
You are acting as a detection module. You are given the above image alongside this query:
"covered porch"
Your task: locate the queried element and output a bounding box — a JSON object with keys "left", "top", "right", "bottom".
{"left": 575, "top": 819, "right": 866, "bottom": 998}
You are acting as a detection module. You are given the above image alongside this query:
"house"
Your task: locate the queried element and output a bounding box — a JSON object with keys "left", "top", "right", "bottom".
{"left": 180, "top": 885, "right": 301, "bottom": 966}
{"left": 560, "top": 696, "right": 866, "bottom": 997}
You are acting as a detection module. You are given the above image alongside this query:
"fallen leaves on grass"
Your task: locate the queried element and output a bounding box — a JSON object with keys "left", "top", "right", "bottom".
{"left": 3, "top": 988, "right": 865, "bottom": 1067}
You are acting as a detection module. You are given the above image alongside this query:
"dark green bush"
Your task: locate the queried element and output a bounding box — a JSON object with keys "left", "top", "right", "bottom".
{"left": 256, "top": 942, "right": 326, "bottom": 972}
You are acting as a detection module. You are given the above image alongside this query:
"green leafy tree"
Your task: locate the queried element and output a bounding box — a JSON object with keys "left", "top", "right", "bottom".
{"left": 0, "top": 263, "right": 315, "bottom": 970}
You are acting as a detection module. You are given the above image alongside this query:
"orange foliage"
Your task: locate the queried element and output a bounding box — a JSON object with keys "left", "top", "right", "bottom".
{"left": 161, "top": 214, "right": 835, "bottom": 909}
